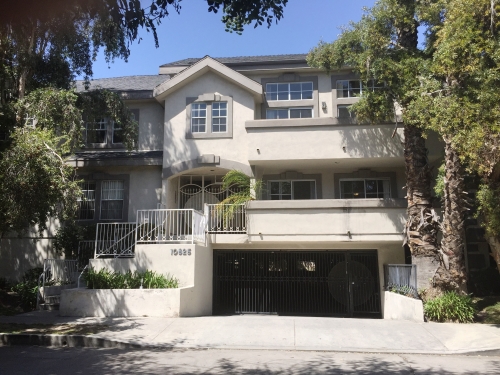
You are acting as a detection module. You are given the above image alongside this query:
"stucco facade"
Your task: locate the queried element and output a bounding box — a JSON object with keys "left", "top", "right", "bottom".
{"left": 3, "top": 54, "right": 439, "bottom": 319}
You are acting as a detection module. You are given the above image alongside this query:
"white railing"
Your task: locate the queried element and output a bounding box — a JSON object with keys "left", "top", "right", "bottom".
{"left": 136, "top": 209, "right": 206, "bottom": 244}
{"left": 206, "top": 204, "right": 247, "bottom": 233}
{"left": 95, "top": 222, "right": 136, "bottom": 258}
{"left": 77, "top": 240, "right": 95, "bottom": 269}
{"left": 37, "top": 259, "right": 78, "bottom": 309}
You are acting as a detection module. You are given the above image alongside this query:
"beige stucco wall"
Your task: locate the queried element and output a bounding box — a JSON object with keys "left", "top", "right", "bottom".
{"left": 126, "top": 100, "right": 164, "bottom": 151}
{"left": 127, "top": 166, "right": 162, "bottom": 220}
{"left": 0, "top": 219, "right": 61, "bottom": 281}
{"left": 163, "top": 71, "right": 255, "bottom": 170}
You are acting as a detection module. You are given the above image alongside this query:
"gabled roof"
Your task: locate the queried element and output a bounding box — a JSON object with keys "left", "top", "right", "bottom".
{"left": 154, "top": 56, "right": 263, "bottom": 103}
{"left": 160, "top": 54, "right": 308, "bottom": 67}
{"left": 75, "top": 75, "right": 170, "bottom": 99}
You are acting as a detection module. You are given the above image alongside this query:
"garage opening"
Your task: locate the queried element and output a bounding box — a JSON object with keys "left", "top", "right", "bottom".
{"left": 213, "top": 250, "right": 381, "bottom": 317}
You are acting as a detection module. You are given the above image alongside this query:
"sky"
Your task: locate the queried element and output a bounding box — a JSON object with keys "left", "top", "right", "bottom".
{"left": 89, "top": 0, "right": 377, "bottom": 79}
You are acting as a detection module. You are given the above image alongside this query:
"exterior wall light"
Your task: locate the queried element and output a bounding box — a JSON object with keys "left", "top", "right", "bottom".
{"left": 322, "top": 101, "right": 327, "bottom": 110}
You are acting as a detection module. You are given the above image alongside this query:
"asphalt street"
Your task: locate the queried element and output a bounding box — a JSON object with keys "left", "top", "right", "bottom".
{"left": 1, "top": 346, "right": 499, "bottom": 375}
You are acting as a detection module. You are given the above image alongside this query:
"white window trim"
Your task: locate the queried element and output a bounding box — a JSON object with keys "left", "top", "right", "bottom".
{"left": 186, "top": 94, "right": 233, "bottom": 139}
{"left": 190, "top": 103, "right": 207, "bottom": 134}
{"left": 336, "top": 80, "right": 385, "bottom": 99}
{"left": 339, "top": 178, "right": 391, "bottom": 199}
{"left": 265, "top": 82, "right": 314, "bottom": 101}
{"left": 268, "top": 179, "right": 317, "bottom": 200}
{"left": 266, "top": 107, "right": 314, "bottom": 119}
{"left": 211, "top": 102, "right": 228, "bottom": 133}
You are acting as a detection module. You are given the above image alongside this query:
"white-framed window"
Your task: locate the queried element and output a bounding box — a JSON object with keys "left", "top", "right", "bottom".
{"left": 266, "top": 82, "right": 313, "bottom": 101}
{"left": 77, "top": 181, "right": 97, "bottom": 220}
{"left": 336, "top": 80, "right": 384, "bottom": 98}
{"left": 339, "top": 178, "right": 390, "bottom": 199}
{"left": 269, "top": 180, "right": 316, "bottom": 200}
{"left": 212, "top": 102, "right": 227, "bottom": 133}
{"left": 100, "top": 180, "right": 125, "bottom": 220}
{"left": 337, "top": 105, "right": 355, "bottom": 118}
{"left": 112, "top": 122, "right": 123, "bottom": 144}
{"left": 191, "top": 103, "right": 207, "bottom": 133}
{"left": 85, "top": 118, "right": 108, "bottom": 144}
{"left": 266, "top": 107, "right": 313, "bottom": 119}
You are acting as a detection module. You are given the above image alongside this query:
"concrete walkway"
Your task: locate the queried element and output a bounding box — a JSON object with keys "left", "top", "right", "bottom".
{"left": 1, "top": 311, "right": 500, "bottom": 355}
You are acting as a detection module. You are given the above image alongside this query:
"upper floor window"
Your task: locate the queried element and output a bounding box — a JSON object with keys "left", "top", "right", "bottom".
{"left": 337, "top": 105, "right": 355, "bottom": 118}
{"left": 212, "top": 102, "right": 227, "bottom": 133}
{"left": 266, "top": 108, "right": 313, "bottom": 119}
{"left": 340, "top": 178, "right": 390, "bottom": 199}
{"left": 266, "top": 82, "right": 313, "bottom": 101}
{"left": 191, "top": 103, "right": 207, "bottom": 133}
{"left": 85, "top": 118, "right": 108, "bottom": 144}
{"left": 269, "top": 180, "right": 316, "bottom": 200}
{"left": 336, "top": 80, "right": 384, "bottom": 98}
{"left": 83, "top": 109, "right": 138, "bottom": 148}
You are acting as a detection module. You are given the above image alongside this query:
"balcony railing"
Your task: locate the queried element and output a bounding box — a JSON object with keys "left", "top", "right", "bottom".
{"left": 95, "top": 222, "right": 136, "bottom": 258}
{"left": 206, "top": 204, "right": 247, "bottom": 233}
{"left": 384, "top": 264, "right": 418, "bottom": 299}
{"left": 136, "top": 209, "right": 206, "bottom": 244}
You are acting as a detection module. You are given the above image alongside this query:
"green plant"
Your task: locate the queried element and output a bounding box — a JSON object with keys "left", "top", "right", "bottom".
{"left": 389, "top": 285, "right": 417, "bottom": 298}
{"left": 424, "top": 292, "right": 476, "bottom": 323}
{"left": 11, "top": 267, "right": 43, "bottom": 311}
{"left": 84, "top": 268, "right": 178, "bottom": 289}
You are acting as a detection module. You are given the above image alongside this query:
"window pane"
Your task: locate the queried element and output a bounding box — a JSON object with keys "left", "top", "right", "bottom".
{"left": 77, "top": 181, "right": 96, "bottom": 220}
{"left": 270, "top": 182, "right": 280, "bottom": 194}
{"left": 101, "top": 180, "right": 124, "bottom": 220}
{"left": 293, "top": 181, "right": 315, "bottom": 200}
{"left": 290, "top": 108, "right": 312, "bottom": 118}
{"left": 337, "top": 81, "right": 349, "bottom": 98}
{"left": 349, "top": 81, "right": 361, "bottom": 96}
{"left": 266, "top": 109, "right": 289, "bottom": 119}
{"left": 281, "top": 181, "right": 291, "bottom": 195}
{"left": 338, "top": 106, "right": 352, "bottom": 118}
{"left": 112, "top": 122, "right": 123, "bottom": 144}
{"left": 341, "top": 180, "right": 365, "bottom": 199}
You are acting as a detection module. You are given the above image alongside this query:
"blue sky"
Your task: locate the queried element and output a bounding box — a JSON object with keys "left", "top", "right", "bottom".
{"left": 90, "top": 1, "right": 377, "bottom": 79}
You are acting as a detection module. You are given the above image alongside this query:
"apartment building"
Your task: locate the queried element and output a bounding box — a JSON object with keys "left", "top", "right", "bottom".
{"left": 4, "top": 54, "right": 445, "bottom": 317}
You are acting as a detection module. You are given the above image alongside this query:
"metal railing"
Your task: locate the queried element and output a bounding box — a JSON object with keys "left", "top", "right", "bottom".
{"left": 36, "top": 259, "right": 78, "bottom": 309}
{"left": 77, "top": 240, "right": 95, "bottom": 269}
{"left": 206, "top": 204, "right": 247, "bottom": 233}
{"left": 384, "top": 264, "right": 418, "bottom": 298}
{"left": 136, "top": 209, "right": 206, "bottom": 244}
{"left": 95, "top": 222, "right": 136, "bottom": 258}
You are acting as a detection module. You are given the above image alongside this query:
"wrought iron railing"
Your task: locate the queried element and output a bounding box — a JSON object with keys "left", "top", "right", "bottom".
{"left": 77, "top": 240, "right": 95, "bottom": 269}
{"left": 37, "top": 259, "right": 78, "bottom": 309}
{"left": 135, "top": 209, "right": 206, "bottom": 244}
{"left": 384, "top": 264, "right": 418, "bottom": 298}
{"left": 206, "top": 204, "right": 247, "bottom": 233}
{"left": 95, "top": 222, "right": 136, "bottom": 258}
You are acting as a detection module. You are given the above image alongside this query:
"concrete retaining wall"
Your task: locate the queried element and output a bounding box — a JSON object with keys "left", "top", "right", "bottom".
{"left": 60, "top": 288, "right": 182, "bottom": 317}
{"left": 383, "top": 291, "right": 424, "bottom": 322}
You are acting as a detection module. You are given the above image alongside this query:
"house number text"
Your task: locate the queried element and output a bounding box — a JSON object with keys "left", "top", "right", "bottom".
{"left": 171, "top": 249, "right": 191, "bottom": 256}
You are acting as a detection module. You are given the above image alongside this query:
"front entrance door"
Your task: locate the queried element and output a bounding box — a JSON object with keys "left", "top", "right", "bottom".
{"left": 213, "top": 250, "right": 381, "bottom": 317}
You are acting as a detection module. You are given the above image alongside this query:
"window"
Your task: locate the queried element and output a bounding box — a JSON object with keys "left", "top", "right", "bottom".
{"left": 100, "top": 180, "right": 124, "bottom": 220}
{"left": 85, "top": 118, "right": 108, "bottom": 144}
{"left": 191, "top": 103, "right": 207, "bottom": 133}
{"left": 340, "top": 179, "right": 390, "bottom": 199}
{"left": 76, "top": 177, "right": 129, "bottom": 222}
{"left": 83, "top": 109, "right": 139, "bottom": 148}
{"left": 77, "top": 181, "right": 96, "bottom": 220}
{"left": 212, "top": 102, "right": 227, "bottom": 133}
{"left": 337, "top": 105, "right": 355, "bottom": 118}
{"left": 186, "top": 95, "right": 233, "bottom": 139}
{"left": 336, "top": 80, "right": 384, "bottom": 98}
{"left": 269, "top": 180, "right": 316, "bottom": 200}
{"left": 266, "top": 82, "right": 313, "bottom": 101}
{"left": 266, "top": 108, "right": 313, "bottom": 119}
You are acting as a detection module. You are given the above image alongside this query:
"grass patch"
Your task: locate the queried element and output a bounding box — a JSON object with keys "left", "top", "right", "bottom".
{"left": 474, "top": 296, "right": 500, "bottom": 324}
{"left": 0, "top": 323, "right": 109, "bottom": 335}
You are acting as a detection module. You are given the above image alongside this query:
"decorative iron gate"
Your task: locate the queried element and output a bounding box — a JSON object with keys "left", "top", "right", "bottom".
{"left": 213, "top": 250, "right": 381, "bottom": 317}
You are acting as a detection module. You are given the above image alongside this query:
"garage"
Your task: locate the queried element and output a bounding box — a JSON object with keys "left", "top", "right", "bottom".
{"left": 213, "top": 250, "right": 381, "bottom": 317}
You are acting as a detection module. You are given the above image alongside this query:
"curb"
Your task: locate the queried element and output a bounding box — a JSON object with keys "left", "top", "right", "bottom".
{"left": 2, "top": 334, "right": 500, "bottom": 356}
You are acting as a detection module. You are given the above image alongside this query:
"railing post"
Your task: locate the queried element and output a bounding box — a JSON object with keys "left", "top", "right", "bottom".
{"left": 191, "top": 209, "right": 195, "bottom": 244}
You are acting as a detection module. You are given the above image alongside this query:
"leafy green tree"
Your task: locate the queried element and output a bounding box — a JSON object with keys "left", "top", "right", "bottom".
{"left": 307, "top": 0, "right": 464, "bottom": 295}
{"left": 406, "top": 0, "right": 500, "bottom": 273}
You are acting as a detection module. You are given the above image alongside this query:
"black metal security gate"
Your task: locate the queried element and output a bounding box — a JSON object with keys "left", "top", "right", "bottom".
{"left": 213, "top": 250, "right": 381, "bottom": 317}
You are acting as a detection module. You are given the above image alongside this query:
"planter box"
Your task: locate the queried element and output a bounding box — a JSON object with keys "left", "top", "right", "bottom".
{"left": 60, "top": 288, "right": 181, "bottom": 317}
{"left": 383, "top": 291, "right": 424, "bottom": 322}
{"left": 40, "top": 284, "right": 77, "bottom": 296}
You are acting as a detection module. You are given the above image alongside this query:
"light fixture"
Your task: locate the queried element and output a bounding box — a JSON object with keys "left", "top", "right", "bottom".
{"left": 342, "top": 146, "right": 346, "bottom": 153}
{"left": 322, "top": 101, "right": 327, "bottom": 110}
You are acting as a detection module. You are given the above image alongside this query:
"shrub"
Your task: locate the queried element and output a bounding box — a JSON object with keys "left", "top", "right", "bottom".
{"left": 424, "top": 291, "right": 476, "bottom": 323}
{"left": 85, "top": 268, "right": 178, "bottom": 289}
{"left": 11, "top": 267, "right": 43, "bottom": 311}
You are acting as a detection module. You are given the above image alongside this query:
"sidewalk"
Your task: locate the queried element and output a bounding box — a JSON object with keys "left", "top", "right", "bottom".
{"left": 1, "top": 311, "right": 500, "bottom": 355}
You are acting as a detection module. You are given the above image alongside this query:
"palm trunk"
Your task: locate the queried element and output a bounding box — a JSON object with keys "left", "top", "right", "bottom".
{"left": 434, "top": 137, "right": 468, "bottom": 293}
{"left": 403, "top": 124, "right": 441, "bottom": 294}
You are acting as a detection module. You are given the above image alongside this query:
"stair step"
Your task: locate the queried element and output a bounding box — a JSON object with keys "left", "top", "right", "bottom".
{"left": 44, "top": 295, "right": 61, "bottom": 304}
{"left": 39, "top": 303, "right": 59, "bottom": 311}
